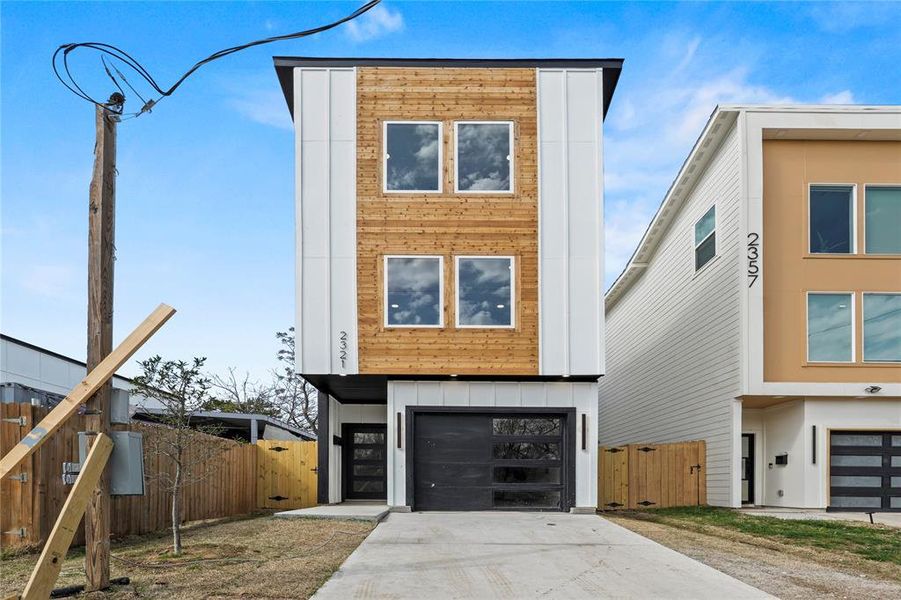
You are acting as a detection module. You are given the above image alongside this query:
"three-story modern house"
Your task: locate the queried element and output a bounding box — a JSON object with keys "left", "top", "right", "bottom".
{"left": 275, "top": 57, "right": 622, "bottom": 512}
{"left": 599, "top": 105, "right": 901, "bottom": 511}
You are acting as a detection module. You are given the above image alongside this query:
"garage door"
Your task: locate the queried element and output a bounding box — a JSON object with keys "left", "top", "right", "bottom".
{"left": 410, "top": 410, "right": 574, "bottom": 511}
{"left": 829, "top": 431, "right": 901, "bottom": 511}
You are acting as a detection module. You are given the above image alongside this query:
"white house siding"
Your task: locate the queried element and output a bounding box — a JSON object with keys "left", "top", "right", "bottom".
{"left": 598, "top": 122, "right": 743, "bottom": 507}
{"left": 387, "top": 380, "right": 598, "bottom": 509}
{"left": 0, "top": 337, "right": 158, "bottom": 409}
{"left": 536, "top": 69, "right": 605, "bottom": 377}
{"left": 293, "top": 67, "right": 358, "bottom": 376}
{"left": 744, "top": 398, "right": 901, "bottom": 509}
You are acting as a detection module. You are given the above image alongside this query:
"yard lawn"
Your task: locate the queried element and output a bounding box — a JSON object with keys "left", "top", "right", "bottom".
{"left": 0, "top": 514, "right": 374, "bottom": 599}
{"left": 606, "top": 507, "right": 901, "bottom": 600}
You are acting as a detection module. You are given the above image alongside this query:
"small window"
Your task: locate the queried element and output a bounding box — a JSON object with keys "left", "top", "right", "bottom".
{"left": 455, "top": 257, "right": 514, "bottom": 328}
{"left": 807, "top": 293, "right": 853, "bottom": 362}
{"left": 454, "top": 122, "right": 513, "bottom": 193}
{"left": 809, "top": 185, "right": 854, "bottom": 253}
{"left": 865, "top": 186, "right": 901, "bottom": 254}
{"left": 863, "top": 293, "right": 901, "bottom": 362}
{"left": 384, "top": 256, "right": 443, "bottom": 327}
{"left": 384, "top": 122, "right": 442, "bottom": 192}
{"left": 694, "top": 206, "right": 716, "bottom": 271}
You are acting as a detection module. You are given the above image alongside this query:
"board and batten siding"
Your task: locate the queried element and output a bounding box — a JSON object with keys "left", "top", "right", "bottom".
{"left": 387, "top": 380, "right": 598, "bottom": 509}
{"left": 536, "top": 69, "right": 606, "bottom": 376}
{"left": 598, "top": 122, "right": 743, "bottom": 507}
{"left": 294, "top": 67, "right": 359, "bottom": 375}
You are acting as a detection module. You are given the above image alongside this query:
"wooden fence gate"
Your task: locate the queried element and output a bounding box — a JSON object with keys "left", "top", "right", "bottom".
{"left": 256, "top": 440, "right": 318, "bottom": 510}
{"left": 598, "top": 440, "right": 707, "bottom": 509}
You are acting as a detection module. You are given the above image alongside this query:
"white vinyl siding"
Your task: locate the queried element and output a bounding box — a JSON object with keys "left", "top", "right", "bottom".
{"left": 598, "top": 122, "right": 742, "bottom": 507}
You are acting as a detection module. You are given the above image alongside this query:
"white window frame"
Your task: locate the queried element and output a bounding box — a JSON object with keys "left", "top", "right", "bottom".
{"left": 454, "top": 255, "right": 516, "bottom": 329}
{"left": 383, "top": 255, "right": 444, "bottom": 328}
{"left": 453, "top": 121, "right": 515, "bottom": 194}
{"left": 693, "top": 204, "right": 717, "bottom": 273}
{"left": 862, "top": 184, "right": 901, "bottom": 255}
{"left": 808, "top": 183, "right": 857, "bottom": 255}
{"left": 862, "top": 292, "right": 901, "bottom": 363}
{"left": 806, "top": 291, "right": 855, "bottom": 364}
{"left": 382, "top": 121, "right": 443, "bottom": 194}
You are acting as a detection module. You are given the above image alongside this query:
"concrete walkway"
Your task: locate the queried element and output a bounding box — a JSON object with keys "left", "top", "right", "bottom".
{"left": 741, "top": 507, "right": 901, "bottom": 528}
{"left": 313, "top": 512, "right": 770, "bottom": 599}
{"left": 275, "top": 502, "right": 389, "bottom": 523}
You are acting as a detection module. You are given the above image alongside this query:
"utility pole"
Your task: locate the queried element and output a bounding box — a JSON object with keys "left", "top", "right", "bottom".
{"left": 84, "top": 93, "right": 122, "bottom": 591}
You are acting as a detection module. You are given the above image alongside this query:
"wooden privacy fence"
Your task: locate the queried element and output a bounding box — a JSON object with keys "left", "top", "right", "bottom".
{"left": 598, "top": 440, "right": 707, "bottom": 510}
{"left": 257, "top": 440, "right": 318, "bottom": 510}
{"left": 1, "top": 403, "right": 317, "bottom": 550}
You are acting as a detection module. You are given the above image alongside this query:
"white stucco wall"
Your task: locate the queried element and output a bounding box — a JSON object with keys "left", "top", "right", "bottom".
{"left": 743, "top": 398, "right": 901, "bottom": 508}
{"left": 387, "top": 380, "right": 598, "bottom": 509}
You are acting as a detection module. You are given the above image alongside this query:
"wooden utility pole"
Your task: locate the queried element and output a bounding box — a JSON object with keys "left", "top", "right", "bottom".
{"left": 84, "top": 94, "right": 121, "bottom": 591}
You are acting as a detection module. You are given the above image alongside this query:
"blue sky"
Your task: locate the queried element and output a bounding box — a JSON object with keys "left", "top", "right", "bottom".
{"left": 2, "top": 1, "right": 900, "bottom": 382}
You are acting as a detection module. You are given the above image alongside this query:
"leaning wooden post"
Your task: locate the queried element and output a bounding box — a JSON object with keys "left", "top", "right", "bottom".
{"left": 0, "top": 304, "right": 175, "bottom": 479}
{"left": 84, "top": 97, "right": 120, "bottom": 591}
{"left": 20, "top": 433, "right": 115, "bottom": 600}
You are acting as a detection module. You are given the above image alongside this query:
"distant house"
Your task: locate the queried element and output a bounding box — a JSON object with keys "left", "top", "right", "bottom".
{"left": 275, "top": 56, "right": 623, "bottom": 511}
{"left": 599, "top": 105, "right": 901, "bottom": 511}
{"left": 0, "top": 333, "right": 311, "bottom": 442}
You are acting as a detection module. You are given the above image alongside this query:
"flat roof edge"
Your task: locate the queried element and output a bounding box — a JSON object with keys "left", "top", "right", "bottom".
{"left": 273, "top": 56, "right": 624, "bottom": 69}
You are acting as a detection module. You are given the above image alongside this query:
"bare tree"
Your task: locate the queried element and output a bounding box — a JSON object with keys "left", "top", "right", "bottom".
{"left": 271, "top": 328, "right": 318, "bottom": 435}
{"left": 131, "top": 356, "right": 230, "bottom": 555}
{"left": 205, "top": 367, "right": 277, "bottom": 417}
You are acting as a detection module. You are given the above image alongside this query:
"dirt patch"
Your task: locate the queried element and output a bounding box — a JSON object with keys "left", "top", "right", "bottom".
{"left": 0, "top": 514, "right": 374, "bottom": 599}
{"left": 606, "top": 513, "right": 901, "bottom": 599}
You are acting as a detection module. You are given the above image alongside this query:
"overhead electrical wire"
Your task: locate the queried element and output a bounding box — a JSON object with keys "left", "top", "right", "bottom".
{"left": 52, "top": 0, "right": 381, "bottom": 119}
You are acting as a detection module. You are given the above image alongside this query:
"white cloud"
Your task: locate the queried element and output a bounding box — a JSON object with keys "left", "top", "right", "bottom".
{"left": 345, "top": 4, "right": 404, "bottom": 42}
{"left": 808, "top": 2, "right": 901, "bottom": 33}
{"left": 227, "top": 89, "right": 293, "bottom": 131}
{"left": 820, "top": 90, "right": 856, "bottom": 104}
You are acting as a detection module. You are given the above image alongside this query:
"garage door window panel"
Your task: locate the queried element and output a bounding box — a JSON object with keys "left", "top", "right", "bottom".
{"left": 494, "top": 466, "right": 561, "bottom": 484}
{"left": 494, "top": 490, "right": 561, "bottom": 509}
{"left": 829, "top": 431, "right": 901, "bottom": 512}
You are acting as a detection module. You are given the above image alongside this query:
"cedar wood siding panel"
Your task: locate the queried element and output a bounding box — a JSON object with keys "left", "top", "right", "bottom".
{"left": 598, "top": 123, "right": 742, "bottom": 507}
{"left": 356, "top": 67, "right": 539, "bottom": 375}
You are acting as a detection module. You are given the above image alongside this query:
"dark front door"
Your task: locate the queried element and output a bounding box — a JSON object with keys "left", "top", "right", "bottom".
{"left": 409, "top": 409, "right": 575, "bottom": 511}
{"left": 741, "top": 434, "right": 754, "bottom": 504}
{"left": 829, "top": 431, "right": 901, "bottom": 511}
{"left": 343, "top": 424, "right": 387, "bottom": 500}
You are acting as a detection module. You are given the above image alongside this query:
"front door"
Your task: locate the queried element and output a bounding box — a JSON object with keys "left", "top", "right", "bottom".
{"left": 343, "top": 424, "right": 387, "bottom": 500}
{"left": 741, "top": 434, "right": 754, "bottom": 504}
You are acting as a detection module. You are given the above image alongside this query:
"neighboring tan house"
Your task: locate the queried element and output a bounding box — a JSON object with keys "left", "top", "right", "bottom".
{"left": 274, "top": 57, "right": 623, "bottom": 511}
{"left": 599, "top": 105, "right": 901, "bottom": 511}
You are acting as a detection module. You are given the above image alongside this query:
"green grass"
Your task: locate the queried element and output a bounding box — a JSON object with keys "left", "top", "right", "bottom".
{"left": 627, "top": 506, "right": 901, "bottom": 564}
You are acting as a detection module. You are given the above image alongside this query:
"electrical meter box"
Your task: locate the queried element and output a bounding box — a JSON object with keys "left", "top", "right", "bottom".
{"left": 110, "top": 388, "right": 131, "bottom": 424}
{"left": 78, "top": 431, "right": 145, "bottom": 495}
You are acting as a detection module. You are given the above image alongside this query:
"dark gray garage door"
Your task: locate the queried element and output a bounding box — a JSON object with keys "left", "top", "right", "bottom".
{"left": 408, "top": 409, "right": 575, "bottom": 511}
{"left": 829, "top": 431, "right": 901, "bottom": 511}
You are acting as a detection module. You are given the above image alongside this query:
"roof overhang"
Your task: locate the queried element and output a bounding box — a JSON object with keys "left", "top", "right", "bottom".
{"left": 604, "top": 104, "right": 901, "bottom": 310}
{"left": 273, "top": 56, "right": 624, "bottom": 120}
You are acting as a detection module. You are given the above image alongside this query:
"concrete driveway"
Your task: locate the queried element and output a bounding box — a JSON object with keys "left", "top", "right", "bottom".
{"left": 313, "top": 512, "right": 770, "bottom": 599}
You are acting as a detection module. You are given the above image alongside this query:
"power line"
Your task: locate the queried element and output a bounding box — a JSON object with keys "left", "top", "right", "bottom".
{"left": 52, "top": 0, "right": 381, "bottom": 119}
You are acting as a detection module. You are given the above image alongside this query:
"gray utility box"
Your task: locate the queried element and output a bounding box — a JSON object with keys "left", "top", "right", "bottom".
{"left": 78, "top": 431, "right": 145, "bottom": 496}
{"left": 110, "top": 388, "right": 131, "bottom": 424}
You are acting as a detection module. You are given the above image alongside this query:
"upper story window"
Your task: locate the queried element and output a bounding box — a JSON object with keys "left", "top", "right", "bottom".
{"left": 863, "top": 293, "right": 901, "bottom": 362}
{"left": 809, "top": 185, "right": 854, "bottom": 254}
{"left": 807, "top": 292, "right": 853, "bottom": 362}
{"left": 864, "top": 186, "right": 901, "bottom": 254}
{"left": 455, "top": 256, "right": 515, "bottom": 328}
{"left": 384, "top": 122, "right": 442, "bottom": 193}
{"left": 384, "top": 256, "right": 443, "bottom": 327}
{"left": 694, "top": 205, "right": 716, "bottom": 271}
{"left": 454, "top": 122, "right": 513, "bottom": 193}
